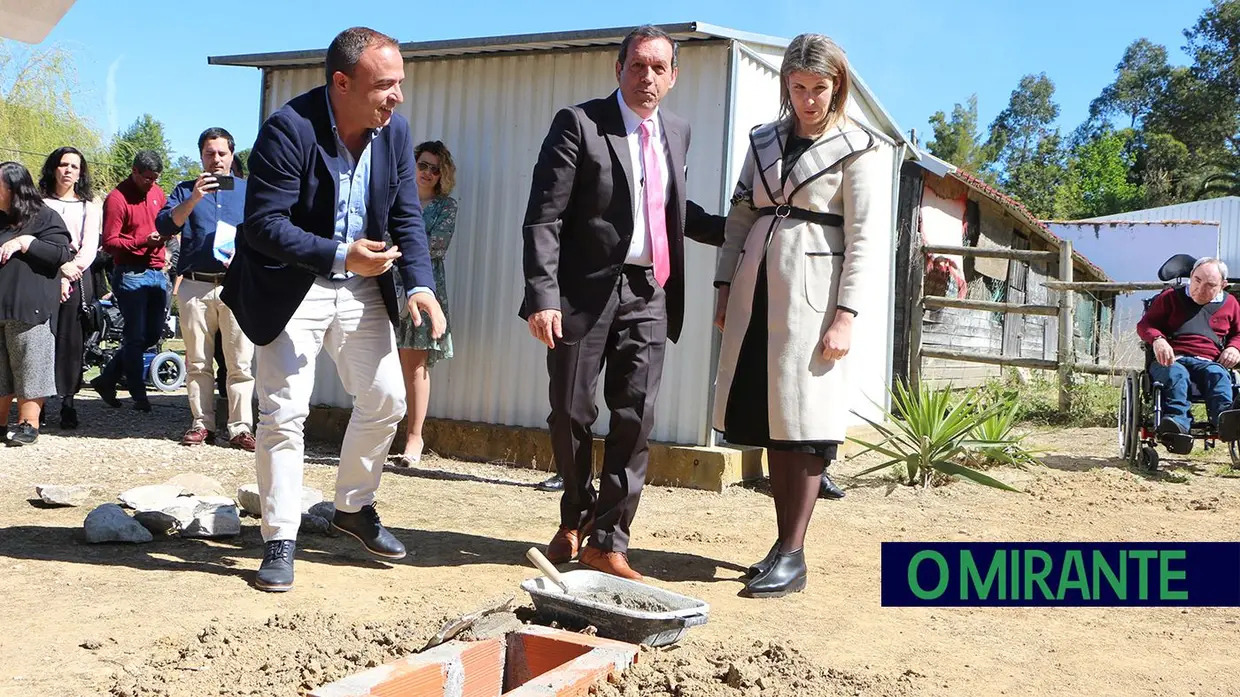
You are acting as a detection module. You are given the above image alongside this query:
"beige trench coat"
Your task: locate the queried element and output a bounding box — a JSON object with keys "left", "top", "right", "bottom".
{"left": 712, "top": 119, "right": 885, "bottom": 443}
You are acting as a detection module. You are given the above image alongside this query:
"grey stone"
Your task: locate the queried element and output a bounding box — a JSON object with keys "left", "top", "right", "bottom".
{"left": 183, "top": 502, "right": 241, "bottom": 538}
{"left": 307, "top": 501, "right": 335, "bottom": 520}
{"left": 300, "top": 513, "right": 331, "bottom": 535}
{"left": 84, "top": 504, "right": 153, "bottom": 544}
{"left": 35, "top": 484, "right": 96, "bottom": 507}
{"left": 118, "top": 484, "right": 189, "bottom": 511}
{"left": 235, "top": 484, "right": 261, "bottom": 516}
{"left": 195, "top": 495, "right": 236, "bottom": 507}
{"left": 164, "top": 474, "right": 227, "bottom": 498}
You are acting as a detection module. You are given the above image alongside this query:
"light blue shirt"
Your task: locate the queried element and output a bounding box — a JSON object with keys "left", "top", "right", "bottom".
{"left": 326, "top": 92, "right": 430, "bottom": 298}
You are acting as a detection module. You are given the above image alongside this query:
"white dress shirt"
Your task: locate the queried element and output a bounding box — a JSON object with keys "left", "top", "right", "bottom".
{"left": 616, "top": 91, "right": 672, "bottom": 267}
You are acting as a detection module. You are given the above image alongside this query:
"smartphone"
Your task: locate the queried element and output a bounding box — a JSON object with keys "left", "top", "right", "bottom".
{"left": 212, "top": 175, "right": 236, "bottom": 191}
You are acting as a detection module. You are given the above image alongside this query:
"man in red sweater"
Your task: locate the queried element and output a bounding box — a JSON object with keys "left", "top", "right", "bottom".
{"left": 1136, "top": 256, "right": 1240, "bottom": 451}
{"left": 89, "top": 151, "right": 169, "bottom": 412}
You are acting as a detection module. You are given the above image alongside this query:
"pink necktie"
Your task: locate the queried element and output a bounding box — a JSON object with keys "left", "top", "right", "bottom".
{"left": 640, "top": 119, "right": 670, "bottom": 287}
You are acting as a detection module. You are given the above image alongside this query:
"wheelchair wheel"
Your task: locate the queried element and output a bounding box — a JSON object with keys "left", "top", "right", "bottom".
{"left": 149, "top": 351, "right": 185, "bottom": 392}
{"left": 1139, "top": 444, "right": 1160, "bottom": 471}
{"left": 1118, "top": 371, "right": 1140, "bottom": 463}
{"left": 1230, "top": 441, "right": 1240, "bottom": 470}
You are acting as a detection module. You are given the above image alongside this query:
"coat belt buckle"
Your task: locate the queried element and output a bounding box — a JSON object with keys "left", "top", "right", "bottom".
{"left": 774, "top": 204, "right": 791, "bottom": 219}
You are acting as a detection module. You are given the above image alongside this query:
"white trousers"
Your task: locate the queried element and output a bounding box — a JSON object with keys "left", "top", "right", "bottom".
{"left": 255, "top": 276, "right": 406, "bottom": 542}
{"left": 177, "top": 278, "right": 255, "bottom": 437}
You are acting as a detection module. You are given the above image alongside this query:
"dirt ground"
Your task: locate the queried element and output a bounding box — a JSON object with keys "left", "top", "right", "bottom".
{"left": 2, "top": 392, "right": 1239, "bottom": 697}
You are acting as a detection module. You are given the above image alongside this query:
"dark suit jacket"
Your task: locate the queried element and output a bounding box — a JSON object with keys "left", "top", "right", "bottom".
{"left": 519, "top": 91, "right": 725, "bottom": 344}
{"left": 222, "top": 85, "right": 435, "bottom": 346}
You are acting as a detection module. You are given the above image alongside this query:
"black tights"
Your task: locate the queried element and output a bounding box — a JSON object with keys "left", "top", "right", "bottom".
{"left": 768, "top": 451, "right": 826, "bottom": 554}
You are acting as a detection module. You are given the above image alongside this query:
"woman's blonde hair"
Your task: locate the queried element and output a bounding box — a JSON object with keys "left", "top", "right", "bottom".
{"left": 414, "top": 140, "right": 456, "bottom": 196}
{"left": 779, "top": 33, "right": 851, "bottom": 133}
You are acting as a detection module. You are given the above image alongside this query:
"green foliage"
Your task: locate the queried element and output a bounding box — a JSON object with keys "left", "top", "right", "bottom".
{"left": 1055, "top": 128, "right": 1144, "bottom": 218}
{"left": 1003, "top": 132, "right": 1067, "bottom": 219}
{"left": 926, "top": 94, "right": 993, "bottom": 177}
{"left": 977, "top": 370, "right": 1118, "bottom": 428}
{"left": 0, "top": 40, "right": 102, "bottom": 178}
{"left": 1089, "top": 39, "right": 1172, "bottom": 128}
{"left": 847, "top": 380, "right": 1032, "bottom": 491}
{"left": 966, "top": 393, "right": 1045, "bottom": 469}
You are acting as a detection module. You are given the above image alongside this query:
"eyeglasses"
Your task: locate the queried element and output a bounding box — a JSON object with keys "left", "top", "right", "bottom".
{"left": 417, "top": 161, "right": 441, "bottom": 176}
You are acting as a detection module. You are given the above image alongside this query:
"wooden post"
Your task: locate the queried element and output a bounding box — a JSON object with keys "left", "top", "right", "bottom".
{"left": 1057, "top": 241, "right": 1075, "bottom": 412}
{"left": 908, "top": 245, "right": 926, "bottom": 392}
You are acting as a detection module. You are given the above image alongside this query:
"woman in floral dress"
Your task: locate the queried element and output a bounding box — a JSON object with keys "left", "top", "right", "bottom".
{"left": 394, "top": 141, "right": 458, "bottom": 466}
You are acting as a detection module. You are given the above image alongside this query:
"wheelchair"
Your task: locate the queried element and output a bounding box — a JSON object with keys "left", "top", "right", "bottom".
{"left": 1117, "top": 254, "right": 1240, "bottom": 470}
{"left": 81, "top": 297, "right": 186, "bottom": 393}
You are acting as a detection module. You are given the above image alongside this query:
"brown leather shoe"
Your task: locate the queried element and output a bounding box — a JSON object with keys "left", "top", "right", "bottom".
{"left": 181, "top": 426, "right": 214, "bottom": 446}
{"left": 229, "top": 431, "right": 257, "bottom": 452}
{"left": 579, "top": 546, "right": 643, "bottom": 581}
{"left": 546, "top": 527, "right": 580, "bottom": 564}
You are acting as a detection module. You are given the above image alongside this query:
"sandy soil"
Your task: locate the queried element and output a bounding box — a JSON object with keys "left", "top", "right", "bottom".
{"left": 1, "top": 392, "right": 1239, "bottom": 696}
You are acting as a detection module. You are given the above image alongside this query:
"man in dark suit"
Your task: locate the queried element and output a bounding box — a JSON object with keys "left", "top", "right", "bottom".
{"left": 521, "top": 25, "right": 725, "bottom": 580}
{"left": 222, "top": 26, "right": 445, "bottom": 592}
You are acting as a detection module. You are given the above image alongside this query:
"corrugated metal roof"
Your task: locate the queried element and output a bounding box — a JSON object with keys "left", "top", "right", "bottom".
{"left": 207, "top": 21, "right": 789, "bottom": 69}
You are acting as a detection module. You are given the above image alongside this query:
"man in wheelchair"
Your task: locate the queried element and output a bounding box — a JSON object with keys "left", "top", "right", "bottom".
{"left": 1136, "top": 257, "right": 1240, "bottom": 453}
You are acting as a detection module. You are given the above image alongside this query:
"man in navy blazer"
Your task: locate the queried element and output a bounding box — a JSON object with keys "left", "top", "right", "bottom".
{"left": 222, "top": 26, "right": 445, "bottom": 592}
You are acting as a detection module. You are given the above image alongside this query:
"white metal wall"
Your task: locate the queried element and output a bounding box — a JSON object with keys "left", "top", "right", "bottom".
{"left": 1086, "top": 197, "right": 1240, "bottom": 273}
{"left": 260, "top": 43, "right": 732, "bottom": 445}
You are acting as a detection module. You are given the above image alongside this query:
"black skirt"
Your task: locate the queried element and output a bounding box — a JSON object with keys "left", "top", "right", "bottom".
{"left": 722, "top": 252, "right": 839, "bottom": 462}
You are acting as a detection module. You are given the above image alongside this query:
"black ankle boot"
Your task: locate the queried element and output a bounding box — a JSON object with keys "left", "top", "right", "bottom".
{"left": 742, "top": 548, "right": 807, "bottom": 598}
{"left": 746, "top": 541, "right": 781, "bottom": 579}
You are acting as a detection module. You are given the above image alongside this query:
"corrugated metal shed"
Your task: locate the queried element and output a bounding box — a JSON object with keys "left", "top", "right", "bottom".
{"left": 211, "top": 23, "right": 911, "bottom": 446}
{"left": 1083, "top": 197, "right": 1240, "bottom": 271}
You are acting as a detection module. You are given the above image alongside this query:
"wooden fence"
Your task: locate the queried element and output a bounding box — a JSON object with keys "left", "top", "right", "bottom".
{"left": 907, "top": 241, "right": 1159, "bottom": 411}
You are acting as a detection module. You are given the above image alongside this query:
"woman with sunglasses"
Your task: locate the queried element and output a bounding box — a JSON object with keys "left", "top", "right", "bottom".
{"left": 392, "top": 141, "right": 458, "bottom": 467}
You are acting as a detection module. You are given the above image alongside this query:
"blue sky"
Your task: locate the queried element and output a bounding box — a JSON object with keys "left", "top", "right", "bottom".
{"left": 27, "top": 0, "right": 1212, "bottom": 161}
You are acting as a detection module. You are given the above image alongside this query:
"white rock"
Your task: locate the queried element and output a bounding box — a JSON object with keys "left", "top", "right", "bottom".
{"left": 118, "top": 484, "right": 189, "bottom": 512}
{"left": 35, "top": 484, "right": 96, "bottom": 507}
{"left": 164, "top": 473, "right": 227, "bottom": 498}
{"left": 183, "top": 502, "right": 241, "bottom": 538}
{"left": 84, "top": 504, "right": 153, "bottom": 544}
{"left": 300, "top": 487, "right": 324, "bottom": 514}
{"left": 236, "top": 484, "right": 261, "bottom": 516}
{"left": 196, "top": 495, "right": 236, "bottom": 507}
{"left": 236, "top": 485, "right": 322, "bottom": 517}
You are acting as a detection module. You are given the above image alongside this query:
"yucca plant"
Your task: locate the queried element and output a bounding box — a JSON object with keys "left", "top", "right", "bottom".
{"left": 966, "top": 395, "right": 1044, "bottom": 469}
{"left": 847, "top": 380, "right": 1024, "bottom": 492}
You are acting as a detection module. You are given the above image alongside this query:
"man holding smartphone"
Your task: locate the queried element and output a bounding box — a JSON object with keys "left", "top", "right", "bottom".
{"left": 156, "top": 127, "right": 256, "bottom": 451}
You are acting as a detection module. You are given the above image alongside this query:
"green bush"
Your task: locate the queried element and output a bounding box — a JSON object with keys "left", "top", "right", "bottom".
{"left": 977, "top": 370, "right": 1117, "bottom": 427}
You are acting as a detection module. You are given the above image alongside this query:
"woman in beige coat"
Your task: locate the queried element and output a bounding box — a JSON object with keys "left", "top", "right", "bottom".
{"left": 714, "top": 33, "right": 885, "bottom": 598}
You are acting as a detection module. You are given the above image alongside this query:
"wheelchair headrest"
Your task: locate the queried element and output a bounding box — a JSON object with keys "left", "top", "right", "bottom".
{"left": 1158, "top": 254, "right": 1199, "bottom": 281}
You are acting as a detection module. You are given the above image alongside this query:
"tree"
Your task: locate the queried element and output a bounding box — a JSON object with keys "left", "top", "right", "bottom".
{"left": 1088, "top": 39, "right": 1171, "bottom": 128}
{"left": 103, "top": 114, "right": 174, "bottom": 191}
{"left": 985, "top": 73, "right": 1065, "bottom": 217}
{"left": 234, "top": 147, "right": 251, "bottom": 176}
{"left": 0, "top": 39, "right": 103, "bottom": 181}
{"left": 926, "top": 94, "right": 993, "bottom": 176}
{"left": 1185, "top": 0, "right": 1240, "bottom": 99}
{"left": 1055, "top": 128, "right": 1143, "bottom": 218}
{"left": 1003, "top": 132, "right": 1067, "bottom": 219}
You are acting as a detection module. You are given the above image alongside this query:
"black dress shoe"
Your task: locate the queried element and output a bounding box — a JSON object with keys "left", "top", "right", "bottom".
{"left": 332, "top": 504, "right": 406, "bottom": 559}
{"left": 90, "top": 378, "right": 121, "bottom": 408}
{"left": 742, "top": 548, "right": 808, "bottom": 598}
{"left": 746, "top": 541, "right": 780, "bottom": 579}
{"left": 819, "top": 471, "right": 845, "bottom": 499}
{"left": 60, "top": 406, "right": 78, "bottom": 430}
{"left": 133, "top": 400, "right": 152, "bottom": 413}
{"left": 535, "top": 473, "right": 564, "bottom": 492}
{"left": 256, "top": 540, "right": 296, "bottom": 592}
{"left": 1156, "top": 418, "right": 1193, "bottom": 454}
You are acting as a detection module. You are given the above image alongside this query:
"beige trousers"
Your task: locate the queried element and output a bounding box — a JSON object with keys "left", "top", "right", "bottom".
{"left": 177, "top": 278, "right": 255, "bottom": 438}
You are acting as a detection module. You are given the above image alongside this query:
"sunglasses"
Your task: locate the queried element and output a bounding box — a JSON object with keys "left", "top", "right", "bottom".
{"left": 417, "top": 161, "right": 441, "bottom": 176}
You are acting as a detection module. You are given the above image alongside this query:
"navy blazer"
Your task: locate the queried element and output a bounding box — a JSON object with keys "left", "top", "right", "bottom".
{"left": 222, "top": 85, "right": 436, "bottom": 346}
